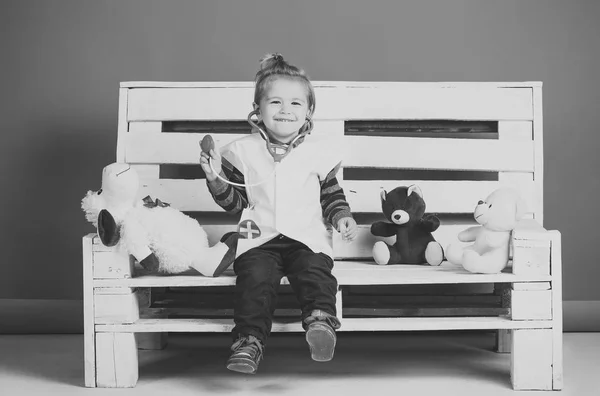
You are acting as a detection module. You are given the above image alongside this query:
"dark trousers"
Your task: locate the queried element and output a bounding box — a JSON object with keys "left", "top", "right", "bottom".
{"left": 232, "top": 234, "right": 338, "bottom": 344}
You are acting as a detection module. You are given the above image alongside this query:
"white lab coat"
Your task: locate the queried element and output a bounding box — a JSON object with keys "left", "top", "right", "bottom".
{"left": 220, "top": 133, "right": 342, "bottom": 259}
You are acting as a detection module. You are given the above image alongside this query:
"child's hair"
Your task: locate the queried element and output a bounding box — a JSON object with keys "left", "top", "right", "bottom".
{"left": 254, "top": 53, "right": 316, "bottom": 115}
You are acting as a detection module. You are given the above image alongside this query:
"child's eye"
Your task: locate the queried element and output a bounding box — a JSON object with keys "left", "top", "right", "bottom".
{"left": 270, "top": 100, "right": 281, "bottom": 105}
{"left": 292, "top": 101, "right": 302, "bottom": 106}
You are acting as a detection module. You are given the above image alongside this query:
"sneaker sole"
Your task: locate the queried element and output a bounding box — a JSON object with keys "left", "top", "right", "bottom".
{"left": 227, "top": 358, "right": 258, "bottom": 374}
{"left": 306, "top": 327, "right": 336, "bottom": 362}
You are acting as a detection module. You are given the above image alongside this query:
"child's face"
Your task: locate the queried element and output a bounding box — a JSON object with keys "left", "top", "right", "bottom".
{"left": 256, "top": 78, "right": 310, "bottom": 144}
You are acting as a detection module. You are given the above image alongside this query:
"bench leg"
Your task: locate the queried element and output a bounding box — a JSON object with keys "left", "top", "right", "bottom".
{"left": 96, "top": 332, "right": 139, "bottom": 388}
{"left": 136, "top": 332, "right": 168, "bottom": 350}
{"left": 510, "top": 329, "right": 553, "bottom": 390}
{"left": 495, "top": 329, "right": 511, "bottom": 353}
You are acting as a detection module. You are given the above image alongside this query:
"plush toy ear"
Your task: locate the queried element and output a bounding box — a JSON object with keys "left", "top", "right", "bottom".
{"left": 407, "top": 184, "right": 423, "bottom": 198}
{"left": 380, "top": 190, "right": 387, "bottom": 202}
{"left": 98, "top": 209, "right": 120, "bottom": 247}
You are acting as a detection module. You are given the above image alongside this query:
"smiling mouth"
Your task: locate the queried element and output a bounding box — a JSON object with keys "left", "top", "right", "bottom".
{"left": 274, "top": 119, "right": 295, "bottom": 122}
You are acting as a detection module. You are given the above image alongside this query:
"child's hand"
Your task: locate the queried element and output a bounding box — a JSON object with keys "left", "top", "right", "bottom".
{"left": 337, "top": 217, "right": 358, "bottom": 241}
{"left": 199, "top": 138, "right": 222, "bottom": 183}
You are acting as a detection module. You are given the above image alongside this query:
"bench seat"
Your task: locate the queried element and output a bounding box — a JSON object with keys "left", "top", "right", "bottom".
{"left": 92, "top": 261, "right": 552, "bottom": 288}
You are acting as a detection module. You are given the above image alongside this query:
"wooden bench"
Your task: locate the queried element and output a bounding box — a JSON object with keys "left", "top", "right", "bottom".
{"left": 82, "top": 81, "right": 562, "bottom": 390}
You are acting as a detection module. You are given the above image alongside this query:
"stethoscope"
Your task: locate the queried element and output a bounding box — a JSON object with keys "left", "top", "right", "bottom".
{"left": 201, "top": 110, "right": 314, "bottom": 188}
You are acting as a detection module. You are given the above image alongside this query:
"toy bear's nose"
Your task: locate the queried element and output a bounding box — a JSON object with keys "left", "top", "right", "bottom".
{"left": 478, "top": 200, "right": 484, "bottom": 205}
{"left": 394, "top": 214, "right": 401, "bottom": 220}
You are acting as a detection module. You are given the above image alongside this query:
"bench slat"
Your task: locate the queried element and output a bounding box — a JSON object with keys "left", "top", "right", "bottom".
{"left": 95, "top": 317, "right": 552, "bottom": 333}
{"left": 127, "top": 85, "right": 533, "bottom": 121}
{"left": 342, "top": 136, "right": 534, "bottom": 171}
{"left": 125, "top": 132, "right": 534, "bottom": 172}
{"left": 92, "top": 261, "right": 551, "bottom": 288}
{"left": 123, "top": 121, "right": 342, "bottom": 164}
{"left": 135, "top": 176, "right": 536, "bottom": 214}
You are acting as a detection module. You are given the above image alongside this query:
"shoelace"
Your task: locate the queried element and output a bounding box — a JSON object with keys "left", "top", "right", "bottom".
{"left": 304, "top": 310, "right": 342, "bottom": 330}
{"left": 231, "top": 335, "right": 264, "bottom": 357}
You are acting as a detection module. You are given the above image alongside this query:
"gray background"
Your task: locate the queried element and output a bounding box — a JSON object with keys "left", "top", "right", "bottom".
{"left": 1, "top": 0, "right": 598, "bottom": 329}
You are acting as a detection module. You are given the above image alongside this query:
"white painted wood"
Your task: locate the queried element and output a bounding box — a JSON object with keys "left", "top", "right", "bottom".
{"left": 128, "top": 121, "right": 162, "bottom": 133}
{"left": 93, "top": 261, "right": 551, "bottom": 288}
{"left": 495, "top": 329, "right": 511, "bottom": 353}
{"left": 84, "top": 81, "right": 557, "bottom": 389}
{"left": 96, "top": 316, "right": 552, "bottom": 333}
{"left": 116, "top": 88, "right": 128, "bottom": 162}
{"left": 95, "top": 332, "right": 138, "bottom": 388}
{"left": 94, "top": 287, "right": 136, "bottom": 295}
{"left": 133, "top": 179, "right": 537, "bottom": 215}
{"left": 511, "top": 219, "right": 551, "bottom": 275}
{"left": 498, "top": 121, "right": 532, "bottom": 141}
{"left": 121, "top": 81, "right": 542, "bottom": 89}
{"left": 512, "top": 238, "right": 551, "bottom": 275}
{"left": 336, "top": 289, "right": 343, "bottom": 321}
{"left": 319, "top": 86, "right": 534, "bottom": 121}
{"left": 511, "top": 290, "right": 552, "bottom": 320}
{"left": 511, "top": 329, "right": 553, "bottom": 390}
{"left": 512, "top": 282, "right": 550, "bottom": 291}
{"left": 133, "top": 178, "right": 537, "bottom": 215}
{"left": 82, "top": 234, "right": 96, "bottom": 387}
{"left": 94, "top": 291, "right": 140, "bottom": 324}
{"left": 124, "top": 133, "right": 534, "bottom": 170}
{"left": 341, "top": 180, "right": 536, "bottom": 214}
{"left": 549, "top": 230, "right": 563, "bottom": 390}
{"left": 123, "top": 121, "right": 340, "bottom": 164}
{"left": 532, "top": 86, "right": 544, "bottom": 226}
{"left": 342, "top": 136, "right": 534, "bottom": 171}
{"left": 93, "top": 250, "right": 134, "bottom": 279}
{"left": 127, "top": 86, "right": 533, "bottom": 121}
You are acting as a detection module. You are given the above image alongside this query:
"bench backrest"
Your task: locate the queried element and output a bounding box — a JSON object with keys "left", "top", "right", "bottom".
{"left": 116, "top": 81, "right": 543, "bottom": 260}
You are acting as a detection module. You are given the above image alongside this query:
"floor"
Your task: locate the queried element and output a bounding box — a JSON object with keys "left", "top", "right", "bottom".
{"left": 0, "top": 332, "right": 597, "bottom": 395}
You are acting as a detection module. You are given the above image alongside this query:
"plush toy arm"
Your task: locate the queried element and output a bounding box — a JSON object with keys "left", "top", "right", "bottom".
{"left": 371, "top": 221, "right": 397, "bottom": 237}
{"left": 458, "top": 226, "right": 481, "bottom": 242}
{"left": 420, "top": 214, "right": 441, "bottom": 232}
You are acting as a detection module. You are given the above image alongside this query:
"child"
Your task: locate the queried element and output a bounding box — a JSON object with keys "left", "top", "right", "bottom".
{"left": 200, "top": 53, "right": 358, "bottom": 374}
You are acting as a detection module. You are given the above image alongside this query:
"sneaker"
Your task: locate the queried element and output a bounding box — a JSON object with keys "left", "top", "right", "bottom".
{"left": 305, "top": 310, "right": 339, "bottom": 362}
{"left": 226, "top": 335, "right": 264, "bottom": 374}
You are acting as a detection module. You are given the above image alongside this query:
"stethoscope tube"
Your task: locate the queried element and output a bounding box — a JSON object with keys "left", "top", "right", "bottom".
{"left": 247, "top": 110, "right": 313, "bottom": 163}
{"left": 204, "top": 110, "right": 314, "bottom": 188}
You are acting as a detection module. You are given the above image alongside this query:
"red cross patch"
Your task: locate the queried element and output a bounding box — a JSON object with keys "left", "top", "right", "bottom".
{"left": 237, "top": 219, "right": 261, "bottom": 240}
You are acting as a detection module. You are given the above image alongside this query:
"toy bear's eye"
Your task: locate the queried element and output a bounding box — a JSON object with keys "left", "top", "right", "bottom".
{"left": 98, "top": 189, "right": 103, "bottom": 195}
{"left": 489, "top": 204, "right": 492, "bottom": 208}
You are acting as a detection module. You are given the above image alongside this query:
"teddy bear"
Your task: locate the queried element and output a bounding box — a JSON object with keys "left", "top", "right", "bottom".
{"left": 445, "top": 187, "right": 527, "bottom": 274}
{"left": 81, "top": 162, "right": 239, "bottom": 277}
{"left": 371, "top": 185, "right": 444, "bottom": 266}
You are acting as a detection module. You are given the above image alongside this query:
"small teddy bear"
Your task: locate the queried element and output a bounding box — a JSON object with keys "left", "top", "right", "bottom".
{"left": 445, "top": 187, "right": 527, "bottom": 274}
{"left": 81, "top": 162, "right": 238, "bottom": 277}
{"left": 371, "top": 185, "right": 444, "bottom": 266}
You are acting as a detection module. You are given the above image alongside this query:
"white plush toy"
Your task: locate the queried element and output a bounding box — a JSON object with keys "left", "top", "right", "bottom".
{"left": 81, "top": 162, "right": 238, "bottom": 277}
{"left": 445, "top": 188, "right": 527, "bottom": 274}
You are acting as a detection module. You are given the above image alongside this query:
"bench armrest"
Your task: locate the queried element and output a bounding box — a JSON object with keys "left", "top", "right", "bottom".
{"left": 511, "top": 219, "right": 561, "bottom": 276}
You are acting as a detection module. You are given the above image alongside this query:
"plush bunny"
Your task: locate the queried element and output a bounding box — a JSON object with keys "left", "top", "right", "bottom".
{"left": 81, "top": 162, "right": 238, "bottom": 277}
{"left": 445, "top": 188, "right": 527, "bottom": 274}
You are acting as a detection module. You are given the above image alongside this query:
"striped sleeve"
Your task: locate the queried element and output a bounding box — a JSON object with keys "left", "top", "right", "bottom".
{"left": 320, "top": 166, "right": 353, "bottom": 227}
{"left": 206, "top": 157, "right": 248, "bottom": 214}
